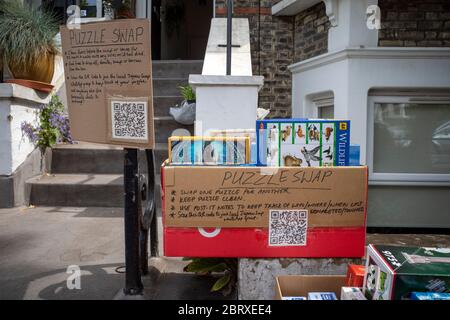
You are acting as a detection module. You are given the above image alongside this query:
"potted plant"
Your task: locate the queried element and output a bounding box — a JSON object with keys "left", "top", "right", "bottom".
{"left": 179, "top": 85, "right": 196, "bottom": 104}
{"left": 169, "top": 85, "right": 196, "bottom": 125}
{"left": 0, "top": 0, "right": 59, "bottom": 84}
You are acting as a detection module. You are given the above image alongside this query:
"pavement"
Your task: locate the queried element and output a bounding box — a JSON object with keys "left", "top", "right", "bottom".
{"left": 0, "top": 206, "right": 234, "bottom": 300}
{"left": 1, "top": 205, "right": 449, "bottom": 300}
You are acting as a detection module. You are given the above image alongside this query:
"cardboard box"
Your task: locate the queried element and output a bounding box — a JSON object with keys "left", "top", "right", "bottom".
{"left": 209, "top": 129, "right": 257, "bottom": 164}
{"left": 346, "top": 264, "right": 366, "bottom": 287}
{"left": 60, "top": 19, "right": 155, "bottom": 148}
{"left": 410, "top": 292, "right": 450, "bottom": 300}
{"left": 168, "top": 136, "right": 250, "bottom": 165}
{"left": 162, "top": 164, "right": 368, "bottom": 257}
{"left": 275, "top": 275, "right": 346, "bottom": 300}
{"left": 363, "top": 245, "right": 450, "bottom": 300}
{"left": 341, "top": 287, "right": 367, "bottom": 300}
{"left": 308, "top": 292, "right": 338, "bottom": 300}
{"left": 257, "top": 119, "right": 350, "bottom": 167}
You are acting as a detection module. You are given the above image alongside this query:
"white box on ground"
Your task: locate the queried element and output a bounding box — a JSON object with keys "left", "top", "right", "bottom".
{"left": 341, "top": 287, "right": 366, "bottom": 300}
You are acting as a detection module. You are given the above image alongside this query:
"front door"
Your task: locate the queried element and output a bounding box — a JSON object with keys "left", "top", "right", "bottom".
{"left": 156, "top": 0, "right": 213, "bottom": 60}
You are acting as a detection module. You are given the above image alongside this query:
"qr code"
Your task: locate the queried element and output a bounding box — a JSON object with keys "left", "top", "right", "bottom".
{"left": 111, "top": 101, "right": 148, "bottom": 140}
{"left": 269, "top": 210, "right": 308, "bottom": 246}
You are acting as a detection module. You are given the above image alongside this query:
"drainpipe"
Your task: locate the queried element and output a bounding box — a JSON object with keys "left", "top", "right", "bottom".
{"left": 226, "top": 0, "right": 232, "bottom": 75}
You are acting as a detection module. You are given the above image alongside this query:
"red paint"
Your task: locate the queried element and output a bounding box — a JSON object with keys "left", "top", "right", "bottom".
{"left": 163, "top": 226, "right": 366, "bottom": 258}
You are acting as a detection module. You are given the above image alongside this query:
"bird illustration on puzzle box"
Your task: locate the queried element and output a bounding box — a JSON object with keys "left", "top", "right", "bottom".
{"left": 301, "top": 146, "right": 322, "bottom": 167}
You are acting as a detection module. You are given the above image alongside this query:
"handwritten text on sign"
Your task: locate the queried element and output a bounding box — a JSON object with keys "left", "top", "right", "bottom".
{"left": 60, "top": 19, "right": 154, "bottom": 148}
{"left": 163, "top": 166, "right": 368, "bottom": 228}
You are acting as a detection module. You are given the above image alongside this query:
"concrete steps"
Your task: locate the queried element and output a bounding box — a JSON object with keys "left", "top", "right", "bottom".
{"left": 28, "top": 174, "right": 124, "bottom": 207}
{"left": 26, "top": 60, "right": 200, "bottom": 208}
{"left": 51, "top": 143, "right": 168, "bottom": 175}
{"left": 152, "top": 60, "right": 203, "bottom": 78}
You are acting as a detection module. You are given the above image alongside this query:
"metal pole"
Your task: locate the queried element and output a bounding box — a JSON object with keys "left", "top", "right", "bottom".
{"left": 226, "top": 0, "right": 232, "bottom": 75}
{"left": 123, "top": 148, "right": 143, "bottom": 295}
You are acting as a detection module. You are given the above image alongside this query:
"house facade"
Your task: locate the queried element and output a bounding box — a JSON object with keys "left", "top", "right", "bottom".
{"left": 12, "top": 0, "right": 450, "bottom": 229}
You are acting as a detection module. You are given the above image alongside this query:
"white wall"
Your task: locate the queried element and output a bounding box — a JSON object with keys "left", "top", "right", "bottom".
{"left": 0, "top": 101, "right": 12, "bottom": 175}
{"left": 290, "top": 48, "right": 450, "bottom": 164}
{"left": 0, "top": 99, "right": 40, "bottom": 176}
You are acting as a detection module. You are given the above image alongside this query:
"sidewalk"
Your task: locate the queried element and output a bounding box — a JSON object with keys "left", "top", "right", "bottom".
{"left": 0, "top": 206, "right": 233, "bottom": 300}
{"left": 1, "top": 206, "right": 449, "bottom": 300}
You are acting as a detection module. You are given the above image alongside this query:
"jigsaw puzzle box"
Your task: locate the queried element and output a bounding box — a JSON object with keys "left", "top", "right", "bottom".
{"left": 363, "top": 244, "right": 450, "bottom": 300}
{"left": 257, "top": 119, "right": 351, "bottom": 167}
{"left": 168, "top": 136, "right": 250, "bottom": 165}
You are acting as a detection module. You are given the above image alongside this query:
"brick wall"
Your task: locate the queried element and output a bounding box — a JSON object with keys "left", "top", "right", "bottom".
{"left": 379, "top": 0, "right": 450, "bottom": 47}
{"left": 294, "top": 2, "right": 330, "bottom": 62}
{"left": 216, "top": 0, "right": 294, "bottom": 118}
{"left": 215, "top": 1, "right": 330, "bottom": 117}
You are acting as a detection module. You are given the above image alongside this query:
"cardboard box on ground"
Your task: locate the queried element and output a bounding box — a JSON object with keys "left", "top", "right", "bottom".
{"left": 275, "top": 275, "right": 346, "bottom": 300}
{"left": 363, "top": 245, "right": 450, "bottom": 300}
{"left": 162, "top": 164, "right": 368, "bottom": 258}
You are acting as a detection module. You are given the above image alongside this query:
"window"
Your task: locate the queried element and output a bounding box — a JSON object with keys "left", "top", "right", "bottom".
{"left": 368, "top": 96, "right": 450, "bottom": 185}
{"left": 313, "top": 93, "right": 334, "bottom": 119}
{"left": 318, "top": 105, "right": 334, "bottom": 119}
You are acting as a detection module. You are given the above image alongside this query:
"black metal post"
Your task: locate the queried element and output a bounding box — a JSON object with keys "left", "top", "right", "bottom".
{"left": 145, "top": 149, "right": 159, "bottom": 257}
{"left": 226, "top": 0, "right": 233, "bottom": 75}
{"left": 123, "top": 148, "right": 143, "bottom": 295}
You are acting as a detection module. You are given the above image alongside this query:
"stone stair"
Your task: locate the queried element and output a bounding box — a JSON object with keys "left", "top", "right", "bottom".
{"left": 26, "top": 60, "right": 202, "bottom": 208}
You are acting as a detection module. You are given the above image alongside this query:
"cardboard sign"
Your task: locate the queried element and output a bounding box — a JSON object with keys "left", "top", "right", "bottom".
{"left": 60, "top": 19, "right": 154, "bottom": 148}
{"left": 162, "top": 165, "right": 368, "bottom": 228}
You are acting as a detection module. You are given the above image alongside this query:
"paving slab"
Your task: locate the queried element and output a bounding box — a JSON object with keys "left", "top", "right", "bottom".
{"left": 0, "top": 206, "right": 236, "bottom": 300}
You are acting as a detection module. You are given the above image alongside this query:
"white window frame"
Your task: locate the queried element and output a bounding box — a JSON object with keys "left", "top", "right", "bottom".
{"left": 312, "top": 92, "right": 334, "bottom": 118}
{"left": 367, "top": 95, "right": 450, "bottom": 186}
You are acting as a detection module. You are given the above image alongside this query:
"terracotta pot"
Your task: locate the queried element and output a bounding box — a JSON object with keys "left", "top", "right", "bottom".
{"left": 8, "top": 52, "right": 55, "bottom": 84}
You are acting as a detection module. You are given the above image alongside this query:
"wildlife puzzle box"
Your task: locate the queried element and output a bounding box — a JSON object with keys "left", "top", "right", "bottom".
{"left": 256, "top": 119, "right": 351, "bottom": 167}
{"left": 363, "top": 244, "right": 450, "bottom": 300}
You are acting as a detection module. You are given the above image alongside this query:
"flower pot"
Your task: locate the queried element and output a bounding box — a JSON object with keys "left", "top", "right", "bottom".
{"left": 8, "top": 52, "right": 55, "bottom": 84}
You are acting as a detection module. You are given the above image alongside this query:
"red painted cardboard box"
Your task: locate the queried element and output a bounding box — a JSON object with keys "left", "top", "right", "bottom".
{"left": 161, "top": 164, "right": 368, "bottom": 258}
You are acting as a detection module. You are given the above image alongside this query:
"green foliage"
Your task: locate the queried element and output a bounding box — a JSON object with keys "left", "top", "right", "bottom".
{"left": 179, "top": 85, "right": 196, "bottom": 102}
{"left": 183, "top": 258, "right": 237, "bottom": 295}
{"left": 0, "top": 0, "right": 59, "bottom": 68}
{"left": 21, "top": 95, "right": 73, "bottom": 154}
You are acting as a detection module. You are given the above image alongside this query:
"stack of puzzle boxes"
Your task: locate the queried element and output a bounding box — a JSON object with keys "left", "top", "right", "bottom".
{"left": 161, "top": 119, "right": 368, "bottom": 258}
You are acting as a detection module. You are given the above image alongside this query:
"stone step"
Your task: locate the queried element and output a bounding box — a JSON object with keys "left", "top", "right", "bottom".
{"left": 27, "top": 173, "right": 162, "bottom": 208}
{"left": 154, "top": 116, "right": 194, "bottom": 144}
{"left": 27, "top": 174, "right": 124, "bottom": 207}
{"left": 152, "top": 60, "right": 203, "bottom": 78}
{"left": 153, "top": 78, "right": 189, "bottom": 96}
{"left": 52, "top": 143, "right": 168, "bottom": 174}
{"left": 153, "top": 96, "right": 184, "bottom": 117}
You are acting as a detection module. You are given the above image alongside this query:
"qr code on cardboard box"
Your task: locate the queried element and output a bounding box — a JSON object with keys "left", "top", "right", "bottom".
{"left": 111, "top": 101, "right": 148, "bottom": 141}
{"left": 269, "top": 210, "right": 308, "bottom": 246}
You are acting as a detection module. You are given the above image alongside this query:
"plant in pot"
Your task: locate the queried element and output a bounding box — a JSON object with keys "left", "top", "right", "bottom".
{"left": 0, "top": 0, "right": 59, "bottom": 85}
{"left": 169, "top": 85, "right": 196, "bottom": 125}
